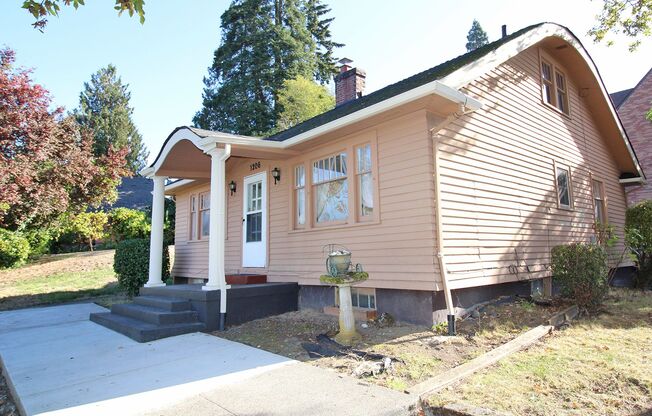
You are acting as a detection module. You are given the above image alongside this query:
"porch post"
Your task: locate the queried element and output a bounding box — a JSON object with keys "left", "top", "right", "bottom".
{"left": 203, "top": 145, "right": 231, "bottom": 329}
{"left": 145, "top": 175, "right": 167, "bottom": 288}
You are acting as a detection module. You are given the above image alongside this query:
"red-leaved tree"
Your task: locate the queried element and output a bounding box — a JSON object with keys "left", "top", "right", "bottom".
{"left": 0, "top": 48, "right": 128, "bottom": 230}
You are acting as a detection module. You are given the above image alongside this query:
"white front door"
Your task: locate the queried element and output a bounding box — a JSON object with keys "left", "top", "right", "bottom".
{"left": 242, "top": 172, "right": 267, "bottom": 267}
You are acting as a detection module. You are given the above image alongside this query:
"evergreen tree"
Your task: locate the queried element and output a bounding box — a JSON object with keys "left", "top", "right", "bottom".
{"left": 466, "top": 19, "right": 489, "bottom": 52}
{"left": 76, "top": 65, "right": 148, "bottom": 174}
{"left": 193, "top": 0, "right": 341, "bottom": 136}
{"left": 275, "top": 76, "right": 334, "bottom": 131}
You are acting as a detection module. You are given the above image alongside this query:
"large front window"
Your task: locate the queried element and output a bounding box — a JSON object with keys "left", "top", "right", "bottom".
{"left": 313, "top": 152, "right": 348, "bottom": 223}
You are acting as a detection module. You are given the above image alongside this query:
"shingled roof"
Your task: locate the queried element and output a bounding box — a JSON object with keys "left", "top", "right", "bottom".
{"left": 610, "top": 88, "right": 634, "bottom": 109}
{"left": 265, "top": 23, "right": 543, "bottom": 142}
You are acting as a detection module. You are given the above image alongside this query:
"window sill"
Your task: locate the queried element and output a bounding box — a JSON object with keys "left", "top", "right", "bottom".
{"left": 187, "top": 239, "right": 209, "bottom": 244}
{"left": 541, "top": 99, "right": 571, "bottom": 120}
{"left": 288, "top": 218, "right": 381, "bottom": 234}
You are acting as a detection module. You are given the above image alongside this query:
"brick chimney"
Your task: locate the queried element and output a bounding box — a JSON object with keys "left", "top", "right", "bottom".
{"left": 334, "top": 58, "right": 366, "bottom": 106}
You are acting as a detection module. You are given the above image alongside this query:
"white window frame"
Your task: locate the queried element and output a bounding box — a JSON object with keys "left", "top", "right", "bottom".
{"left": 554, "top": 162, "right": 573, "bottom": 210}
{"left": 199, "top": 191, "right": 210, "bottom": 239}
{"left": 294, "top": 164, "right": 306, "bottom": 229}
{"left": 189, "top": 194, "right": 198, "bottom": 241}
{"left": 592, "top": 179, "right": 607, "bottom": 224}
{"left": 335, "top": 287, "right": 377, "bottom": 310}
{"left": 355, "top": 143, "right": 374, "bottom": 221}
{"left": 539, "top": 52, "right": 570, "bottom": 116}
{"left": 312, "top": 151, "right": 349, "bottom": 226}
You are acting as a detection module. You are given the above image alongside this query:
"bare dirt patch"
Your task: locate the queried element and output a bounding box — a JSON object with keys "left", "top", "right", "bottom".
{"left": 0, "top": 371, "right": 18, "bottom": 416}
{"left": 215, "top": 297, "right": 570, "bottom": 392}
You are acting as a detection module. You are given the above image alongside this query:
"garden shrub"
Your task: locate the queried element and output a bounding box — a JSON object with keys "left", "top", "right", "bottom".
{"left": 551, "top": 243, "right": 609, "bottom": 310}
{"left": 108, "top": 208, "right": 150, "bottom": 242}
{"left": 625, "top": 200, "right": 652, "bottom": 289}
{"left": 71, "top": 211, "right": 108, "bottom": 251}
{"left": 0, "top": 229, "right": 31, "bottom": 268}
{"left": 24, "top": 228, "right": 52, "bottom": 258}
{"left": 114, "top": 238, "right": 169, "bottom": 297}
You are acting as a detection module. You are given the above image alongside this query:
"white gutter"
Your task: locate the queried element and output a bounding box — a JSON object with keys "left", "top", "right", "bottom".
{"left": 280, "top": 80, "right": 482, "bottom": 148}
{"left": 429, "top": 104, "right": 480, "bottom": 335}
{"left": 619, "top": 177, "right": 646, "bottom": 185}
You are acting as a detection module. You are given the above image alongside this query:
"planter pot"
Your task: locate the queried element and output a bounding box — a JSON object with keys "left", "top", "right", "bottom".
{"left": 327, "top": 253, "right": 351, "bottom": 275}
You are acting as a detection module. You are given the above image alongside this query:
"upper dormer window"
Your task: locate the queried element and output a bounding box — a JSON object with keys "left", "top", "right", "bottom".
{"left": 541, "top": 58, "right": 570, "bottom": 116}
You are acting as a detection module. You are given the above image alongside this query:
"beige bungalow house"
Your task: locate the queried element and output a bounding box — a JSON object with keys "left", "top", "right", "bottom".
{"left": 113, "top": 22, "right": 644, "bottom": 336}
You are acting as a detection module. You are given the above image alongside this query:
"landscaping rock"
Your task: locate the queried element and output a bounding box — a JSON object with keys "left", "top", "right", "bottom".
{"left": 373, "top": 312, "right": 395, "bottom": 327}
{"left": 352, "top": 357, "right": 393, "bottom": 378}
{"left": 428, "top": 336, "right": 468, "bottom": 347}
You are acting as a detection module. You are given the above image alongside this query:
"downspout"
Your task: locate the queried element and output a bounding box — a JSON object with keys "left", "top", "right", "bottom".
{"left": 430, "top": 102, "right": 477, "bottom": 335}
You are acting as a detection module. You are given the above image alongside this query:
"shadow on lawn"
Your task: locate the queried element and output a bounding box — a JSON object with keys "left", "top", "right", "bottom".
{"left": 0, "top": 282, "right": 124, "bottom": 311}
{"left": 585, "top": 291, "right": 652, "bottom": 331}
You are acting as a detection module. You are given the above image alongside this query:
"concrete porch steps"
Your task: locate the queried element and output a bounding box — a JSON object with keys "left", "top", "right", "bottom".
{"left": 110, "top": 303, "right": 199, "bottom": 325}
{"left": 90, "top": 295, "right": 205, "bottom": 342}
{"left": 90, "top": 312, "right": 205, "bottom": 343}
{"left": 134, "top": 295, "right": 192, "bottom": 311}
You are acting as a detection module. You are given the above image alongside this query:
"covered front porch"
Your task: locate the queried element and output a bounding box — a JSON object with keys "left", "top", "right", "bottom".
{"left": 139, "top": 127, "right": 293, "bottom": 331}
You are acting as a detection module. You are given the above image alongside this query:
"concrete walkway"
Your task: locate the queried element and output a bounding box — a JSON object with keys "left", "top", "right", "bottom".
{"left": 0, "top": 304, "right": 415, "bottom": 416}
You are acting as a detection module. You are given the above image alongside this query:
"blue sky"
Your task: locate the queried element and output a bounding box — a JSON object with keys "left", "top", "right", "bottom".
{"left": 1, "top": 1, "right": 651, "bottom": 164}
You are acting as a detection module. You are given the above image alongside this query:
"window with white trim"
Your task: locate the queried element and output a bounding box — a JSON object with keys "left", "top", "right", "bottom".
{"left": 313, "top": 152, "right": 348, "bottom": 223}
{"left": 355, "top": 143, "right": 373, "bottom": 219}
{"left": 541, "top": 58, "right": 570, "bottom": 115}
{"left": 593, "top": 179, "right": 607, "bottom": 223}
{"left": 555, "top": 165, "right": 572, "bottom": 209}
{"left": 199, "top": 192, "right": 210, "bottom": 238}
{"left": 335, "top": 287, "right": 376, "bottom": 310}
{"left": 190, "top": 195, "right": 198, "bottom": 240}
{"left": 294, "top": 165, "right": 306, "bottom": 227}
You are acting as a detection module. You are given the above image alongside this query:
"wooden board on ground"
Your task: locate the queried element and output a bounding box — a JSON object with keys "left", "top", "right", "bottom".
{"left": 409, "top": 324, "right": 553, "bottom": 397}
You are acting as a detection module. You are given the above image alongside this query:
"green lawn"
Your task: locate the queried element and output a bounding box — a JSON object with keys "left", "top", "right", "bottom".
{"left": 0, "top": 250, "right": 127, "bottom": 311}
{"left": 429, "top": 290, "right": 652, "bottom": 416}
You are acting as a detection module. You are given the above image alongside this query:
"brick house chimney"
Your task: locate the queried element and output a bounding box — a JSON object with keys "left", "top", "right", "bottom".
{"left": 334, "top": 58, "right": 366, "bottom": 106}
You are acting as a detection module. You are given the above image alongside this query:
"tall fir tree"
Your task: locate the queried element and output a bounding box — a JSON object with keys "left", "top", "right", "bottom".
{"left": 76, "top": 65, "right": 148, "bottom": 174}
{"left": 466, "top": 19, "right": 489, "bottom": 52}
{"left": 193, "top": 0, "right": 342, "bottom": 136}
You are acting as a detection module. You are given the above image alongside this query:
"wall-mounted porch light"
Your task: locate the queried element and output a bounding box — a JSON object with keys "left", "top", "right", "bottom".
{"left": 229, "top": 180, "right": 237, "bottom": 196}
{"left": 271, "top": 167, "right": 281, "bottom": 185}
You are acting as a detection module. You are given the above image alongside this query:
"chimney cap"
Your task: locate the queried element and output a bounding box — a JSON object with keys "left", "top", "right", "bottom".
{"left": 338, "top": 57, "right": 354, "bottom": 66}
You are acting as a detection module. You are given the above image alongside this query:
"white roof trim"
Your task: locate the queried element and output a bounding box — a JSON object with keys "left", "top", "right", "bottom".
{"left": 439, "top": 22, "right": 644, "bottom": 179}
{"left": 619, "top": 177, "right": 647, "bottom": 185}
{"left": 144, "top": 83, "right": 482, "bottom": 176}
{"left": 165, "top": 179, "right": 196, "bottom": 191}
{"left": 278, "top": 80, "right": 482, "bottom": 148}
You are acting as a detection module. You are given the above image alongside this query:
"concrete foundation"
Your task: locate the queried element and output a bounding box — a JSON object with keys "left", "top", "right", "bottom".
{"left": 299, "top": 280, "right": 537, "bottom": 326}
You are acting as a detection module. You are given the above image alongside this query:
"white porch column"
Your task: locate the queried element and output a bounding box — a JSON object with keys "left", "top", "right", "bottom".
{"left": 145, "top": 175, "right": 167, "bottom": 288}
{"left": 203, "top": 145, "right": 231, "bottom": 300}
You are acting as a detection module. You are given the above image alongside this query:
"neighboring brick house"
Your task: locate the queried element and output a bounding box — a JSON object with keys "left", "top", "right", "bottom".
{"left": 611, "top": 68, "right": 652, "bottom": 205}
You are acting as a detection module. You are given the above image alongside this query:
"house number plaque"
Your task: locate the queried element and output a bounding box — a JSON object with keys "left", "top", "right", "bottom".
{"left": 250, "top": 161, "right": 261, "bottom": 171}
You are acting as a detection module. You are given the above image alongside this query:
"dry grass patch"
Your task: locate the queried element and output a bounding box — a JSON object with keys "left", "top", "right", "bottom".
{"left": 216, "top": 298, "right": 569, "bottom": 392}
{"left": 429, "top": 290, "right": 652, "bottom": 416}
